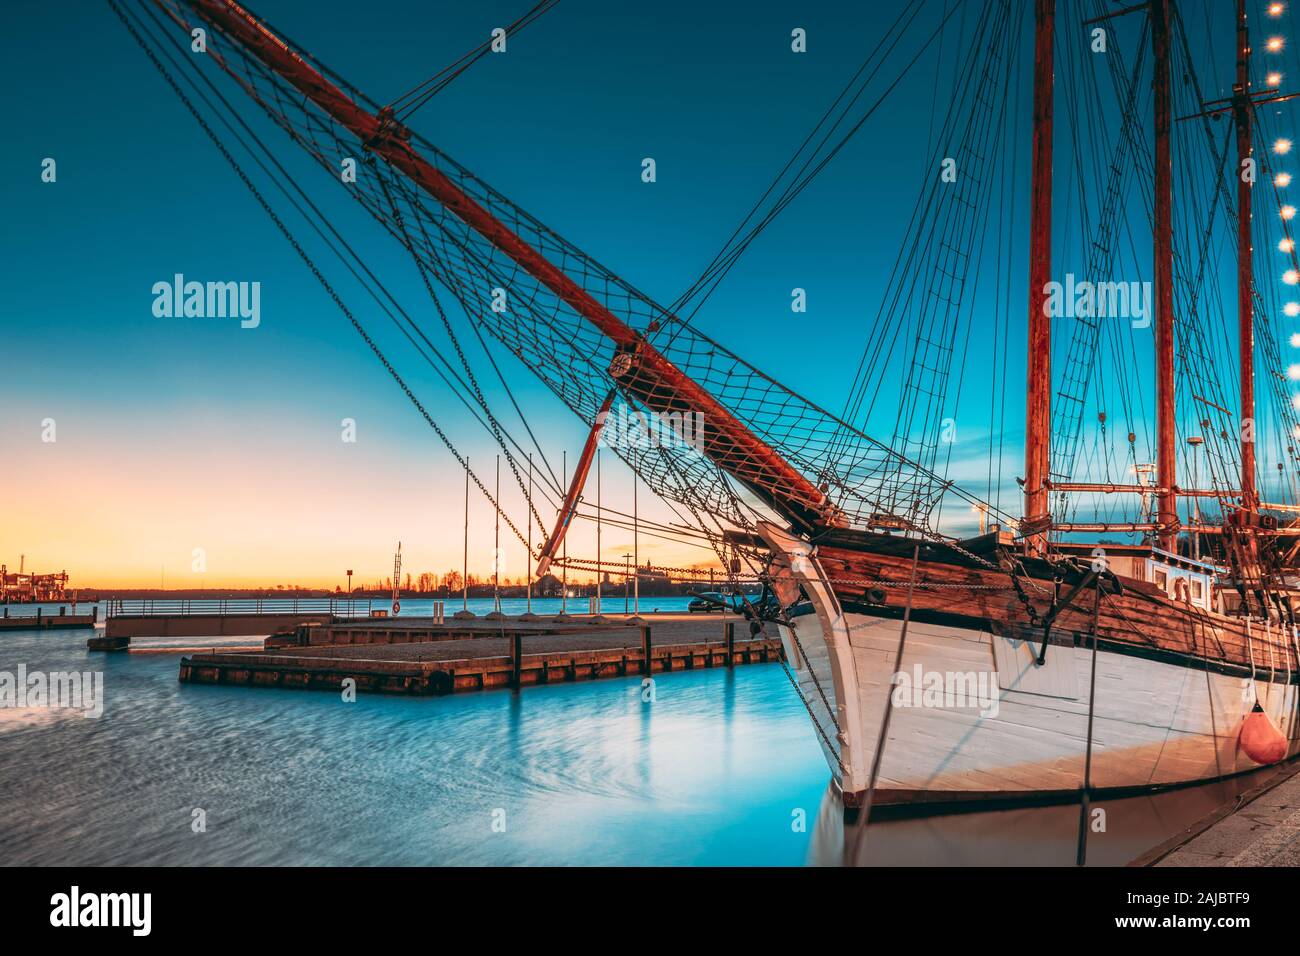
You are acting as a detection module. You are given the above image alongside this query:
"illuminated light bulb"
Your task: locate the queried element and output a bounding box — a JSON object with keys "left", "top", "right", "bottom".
{"left": 1287, "top": 301, "right": 1300, "bottom": 316}
{"left": 1285, "top": 269, "right": 1299, "bottom": 284}
{"left": 1292, "top": 393, "right": 1300, "bottom": 410}
{"left": 1269, "top": 72, "right": 1284, "bottom": 87}
{"left": 1284, "top": 204, "right": 1298, "bottom": 219}
{"left": 1268, "top": 36, "right": 1286, "bottom": 53}
{"left": 1289, "top": 364, "right": 1300, "bottom": 380}
{"left": 1282, "top": 237, "right": 1296, "bottom": 252}
{"left": 1279, "top": 172, "right": 1294, "bottom": 187}
{"left": 1294, "top": 423, "right": 1300, "bottom": 440}
{"left": 1270, "top": 2, "right": 1285, "bottom": 16}
{"left": 1277, "top": 138, "right": 1294, "bottom": 154}
{"left": 1290, "top": 332, "right": 1300, "bottom": 347}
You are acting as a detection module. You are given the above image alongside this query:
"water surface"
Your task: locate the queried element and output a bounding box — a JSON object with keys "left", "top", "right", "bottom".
{"left": 0, "top": 600, "right": 1276, "bottom": 865}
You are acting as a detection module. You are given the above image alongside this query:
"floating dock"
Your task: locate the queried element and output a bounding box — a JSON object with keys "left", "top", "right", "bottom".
{"left": 178, "top": 613, "right": 783, "bottom": 695}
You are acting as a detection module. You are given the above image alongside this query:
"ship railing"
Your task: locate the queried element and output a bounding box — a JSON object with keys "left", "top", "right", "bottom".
{"left": 103, "top": 597, "right": 374, "bottom": 618}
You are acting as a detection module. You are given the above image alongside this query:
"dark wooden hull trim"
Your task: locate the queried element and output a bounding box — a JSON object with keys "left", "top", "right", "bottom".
{"left": 786, "top": 597, "right": 1300, "bottom": 686}
{"left": 836, "top": 755, "right": 1300, "bottom": 822}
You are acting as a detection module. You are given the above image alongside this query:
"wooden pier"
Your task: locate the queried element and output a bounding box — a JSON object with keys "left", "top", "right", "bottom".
{"left": 0, "top": 606, "right": 98, "bottom": 630}
{"left": 178, "top": 614, "right": 783, "bottom": 695}
{"left": 92, "top": 598, "right": 371, "bottom": 650}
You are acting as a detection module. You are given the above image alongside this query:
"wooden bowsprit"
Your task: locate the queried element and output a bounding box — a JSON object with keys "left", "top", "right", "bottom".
{"left": 174, "top": 0, "right": 833, "bottom": 532}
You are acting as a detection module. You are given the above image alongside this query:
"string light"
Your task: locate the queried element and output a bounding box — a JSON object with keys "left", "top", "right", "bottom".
{"left": 1288, "top": 364, "right": 1300, "bottom": 380}
{"left": 1271, "top": 9, "right": 1292, "bottom": 339}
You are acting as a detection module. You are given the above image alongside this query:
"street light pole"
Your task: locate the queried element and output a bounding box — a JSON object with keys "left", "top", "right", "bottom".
{"left": 526, "top": 453, "right": 533, "bottom": 615}
{"left": 633, "top": 472, "right": 639, "bottom": 616}
{"left": 561, "top": 450, "right": 568, "bottom": 616}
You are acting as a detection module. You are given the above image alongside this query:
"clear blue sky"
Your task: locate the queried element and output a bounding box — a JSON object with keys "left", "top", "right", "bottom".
{"left": 0, "top": 0, "right": 1287, "bottom": 584}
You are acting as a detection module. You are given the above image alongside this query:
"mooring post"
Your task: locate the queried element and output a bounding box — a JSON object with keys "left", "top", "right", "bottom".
{"left": 725, "top": 621, "right": 735, "bottom": 668}
{"left": 512, "top": 632, "right": 523, "bottom": 689}
{"left": 641, "top": 625, "right": 652, "bottom": 675}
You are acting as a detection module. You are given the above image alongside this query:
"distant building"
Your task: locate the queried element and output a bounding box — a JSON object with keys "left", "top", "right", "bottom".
{"left": 636, "top": 563, "right": 670, "bottom": 584}
{"left": 535, "top": 573, "right": 564, "bottom": 597}
{"left": 1, "top": 564, "right": 69, "bottom": 603}
{"left": 635, "top": 563, "right": 676, "bottom": 596}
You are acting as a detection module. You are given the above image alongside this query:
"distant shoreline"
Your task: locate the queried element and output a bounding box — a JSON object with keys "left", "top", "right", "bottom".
{"left": 2, "top": 581, "right": 743, "bottom": 602}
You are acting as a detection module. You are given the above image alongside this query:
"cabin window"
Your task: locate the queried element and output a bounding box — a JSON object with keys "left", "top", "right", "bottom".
{"left": 1191, "top": 578, "right": 1204, "bottom": 601}
{"left": 1153, "top": 568, "right": 1168, "bottom": 591}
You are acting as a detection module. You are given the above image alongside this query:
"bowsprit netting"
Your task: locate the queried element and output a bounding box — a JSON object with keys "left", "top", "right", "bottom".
{"left": 147, "top": 0, "right": 1002, "bottom": 539}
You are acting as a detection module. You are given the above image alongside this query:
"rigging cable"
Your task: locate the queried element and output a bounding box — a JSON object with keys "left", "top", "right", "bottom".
{"left": 386, "top": 0, "right": 561, "bottom": 121}
{"left": 113, "top": 0, "right": 535, "bottom": 549}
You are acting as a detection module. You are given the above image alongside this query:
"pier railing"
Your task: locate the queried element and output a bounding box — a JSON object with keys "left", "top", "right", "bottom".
{"left": 104, "top": 597, "right": 373, "bottom": 618}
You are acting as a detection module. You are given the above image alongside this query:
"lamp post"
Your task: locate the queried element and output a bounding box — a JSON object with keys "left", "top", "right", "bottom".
{"left": 346, "top": 569, "right": 353, "bottom": 615}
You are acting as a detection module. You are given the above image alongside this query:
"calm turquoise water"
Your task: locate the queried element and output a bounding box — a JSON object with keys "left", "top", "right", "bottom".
{"left": 0, "top": 601, "right": 829, "bottom": 865}
{"left": 0, "top": 599, "right": 1283, "bottom": 866}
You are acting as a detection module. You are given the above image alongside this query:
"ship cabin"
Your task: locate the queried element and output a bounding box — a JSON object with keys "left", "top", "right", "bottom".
{"left": 1054, "top": 542, "right": 1218, "bottom": 613}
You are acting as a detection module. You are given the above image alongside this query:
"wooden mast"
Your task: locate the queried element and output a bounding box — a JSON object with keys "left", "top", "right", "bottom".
{"left": 1152, "top": 0, "right": 1177, "bottom": 552}
{"left": 1024, "top": 0, "right": 1055, "bottom": 555}
{"left": 1234, "top": 0, "right": 1257, "bottom": 512}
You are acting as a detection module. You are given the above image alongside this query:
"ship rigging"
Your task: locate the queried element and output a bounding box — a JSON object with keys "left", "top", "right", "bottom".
{"left": 114, "top": 0, "right": 1300, "bottom": 831}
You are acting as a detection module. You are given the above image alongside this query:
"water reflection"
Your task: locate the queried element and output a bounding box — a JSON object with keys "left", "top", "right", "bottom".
{"left": 0, "top": 604, "right": 1271, "bottom": 867}
{"left": 815, "top": 771, "right": 1274, "bottom": 866}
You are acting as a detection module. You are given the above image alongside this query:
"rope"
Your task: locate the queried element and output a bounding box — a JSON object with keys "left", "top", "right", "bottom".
{"left": 112, "top": 0, "right": 532, "bottom": 551}
{"left": 387, "top": 0, "right": 561, "bottom": 121}
{"left": 373, "top": 159, "right": 550, "bottom": 534}
{"left": 1076, "top": 584, "right": 1103, "bottom": 866}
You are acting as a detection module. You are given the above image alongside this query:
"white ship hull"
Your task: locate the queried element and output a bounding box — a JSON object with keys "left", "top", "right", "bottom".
{"left": 759, "top": 523, "right": 1300, "bottom": 808}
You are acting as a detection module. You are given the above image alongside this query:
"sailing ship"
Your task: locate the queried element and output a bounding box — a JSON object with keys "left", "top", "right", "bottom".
{"left": 121, "top": 0, "right": 1300, "bottom": 815}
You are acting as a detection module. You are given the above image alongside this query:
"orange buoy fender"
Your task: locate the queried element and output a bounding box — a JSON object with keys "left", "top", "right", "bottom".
{"left": 1240, "top": 702, "right": 1288, "bottom": 765}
